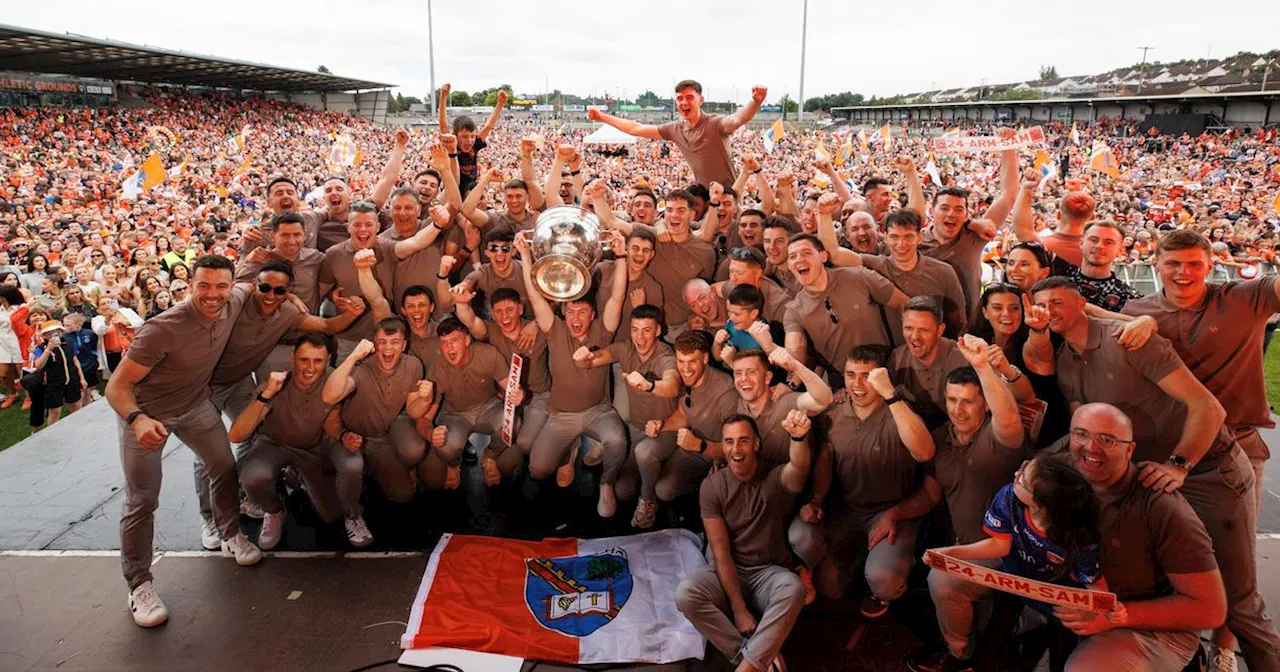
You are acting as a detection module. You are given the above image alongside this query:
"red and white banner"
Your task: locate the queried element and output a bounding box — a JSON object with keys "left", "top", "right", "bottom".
{"left": 924, "top": 550, "right": 1116, "bottom": 613}
{"left": 933, "top": 126, "right": 1046, "bottom": 153}
{"left": 502, "top": 353, "right": 524, "bottom": 446}
{"left": 401, "top": 530, "right": 707, "bottom": 664}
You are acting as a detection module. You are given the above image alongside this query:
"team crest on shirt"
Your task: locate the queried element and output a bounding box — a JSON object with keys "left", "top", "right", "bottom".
{"left": 1046, "top": 551, "right": 1066, "bottom": 565}
{"left": 525, "top": 549, "right": 633, "bottom": 637}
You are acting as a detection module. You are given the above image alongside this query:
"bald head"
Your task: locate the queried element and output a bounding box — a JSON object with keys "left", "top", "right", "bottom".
{"left": 1069, "top": 403, "right": 1135, "bottom": 489}
{"left": 1073, "top": 403, "right": 1133, "bottom": 441}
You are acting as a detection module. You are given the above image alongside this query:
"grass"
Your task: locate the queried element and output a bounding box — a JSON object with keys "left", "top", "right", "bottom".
{"left": 0, "top": 383, "right": 106, "bottom": 453}
{"left": 1268, "top": 342, "right": 1280, "bottom": 414}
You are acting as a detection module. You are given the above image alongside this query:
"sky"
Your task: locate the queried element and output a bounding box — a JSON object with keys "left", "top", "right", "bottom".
{"left": 5, "top": 0, "right": 1278, "bottom": 104}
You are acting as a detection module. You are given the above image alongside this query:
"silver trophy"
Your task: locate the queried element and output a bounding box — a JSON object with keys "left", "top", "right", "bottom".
{"left": 528, "top": 205, "right": 610, "bottom": 302}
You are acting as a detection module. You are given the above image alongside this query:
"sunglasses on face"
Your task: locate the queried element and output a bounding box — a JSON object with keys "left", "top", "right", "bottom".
{"left": 257, "top": 283, "right": 288, "bottom": 296}
{"left": 487, "top": 243, "right": 512, "bottom": 253}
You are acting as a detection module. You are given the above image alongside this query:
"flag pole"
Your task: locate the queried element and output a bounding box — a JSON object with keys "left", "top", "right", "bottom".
{"left": 797, "top": 0, "right": 808, "bottom": 123}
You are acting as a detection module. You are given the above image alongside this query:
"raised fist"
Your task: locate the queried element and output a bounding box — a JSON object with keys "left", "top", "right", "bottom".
{"left": 520, "top": 137, "right": 536, "bottom": 158}
{"left": 817, "top": 192, "right": 841, "bottom": 216}
{"left": 353, "top": 248, "right": 377, "bottom": 270}
{"left": 573, "top": 346, "right": 594, "bottom": 365}
{"left": 894, "top": 155, "right": 917, "bottom": 174}
{"left": 496, "top": 90, "right": 509, "bottom": 106}
{"left": 415, "top": 380, "right": 434, "bottom": 400}
{"left": 430, "top": 204, "right": 451, "bottom": 226}
{"left": 587, "top": 108, "right": 602, "bottom": 121}
{"left": 439, "top": 254, "right": 458, "bottom": 276}
{"left": 866, "top": 367, "right": 895, "bottom": 399}
{"left": 263, "top": 371, "right": 287, "bottom": 398}
{"left": 394, "top": 127, "right": 410, "bottom": 148}
{"left": 751, "top": 86, "right": 768, "bottom": 104}
{"left": 767, "top": 346, "right": 797, "bottom": 372}
{"left": 556, "top": 144, "right": 576, "bottom": 161}
{"left": 742, "top": 155, "right": 761, "bottom": 173}
{"left": 780, "top": 409, "right": 811, "bottom": 437}
{"left": 956, "top": 334, "right": 992, "bottom": 369}
{"left": 624, "top": 371, "right": 650, "bottom": 391}
{"left": 439, "top": 133, "right": 458, "bottom": 153}
{"left": 485, "top": 167, "right": 504, "bottom": 182}
{"left": 352, "top": 339, "right": 375, "bottom": 360}
{"left": 709, "top": 181, "right": 725, "bottom": 202}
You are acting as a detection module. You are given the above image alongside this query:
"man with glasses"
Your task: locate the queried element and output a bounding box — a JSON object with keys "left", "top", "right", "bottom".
{"left": 236, "top": 213, "right": 324, "bottom": 313}
{"left": 1024, "top": 276, "right": 1280, "bottom": 672}
{"left": 820, "top": 200, "right": 967, "bottom": 341}
{"left": 319, "top": 201, "right": 449, "bottom": 361}
{"left": 782, "top": 233, "right": 909, "bottom": 378}
{"left": 438, "top": 227, "right": 528, "bottom": 318}
{"left": 193, "top": 261, "right": 365, "bottom": 551}
{"left": 1048, "top": 403, "right": 1227, "bottom": 672}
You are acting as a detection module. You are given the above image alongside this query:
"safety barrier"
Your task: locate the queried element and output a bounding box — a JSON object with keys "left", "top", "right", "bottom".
{"left": 1114, "top": 261, "right": 1278, "bottom": 294}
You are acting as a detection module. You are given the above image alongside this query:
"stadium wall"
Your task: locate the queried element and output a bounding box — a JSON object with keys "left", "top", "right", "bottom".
{"left": 263, "top": 90, "right": 389, "bottom": 124}
{"left": 836, "top": 95, "right": 1280, "bottom": 128}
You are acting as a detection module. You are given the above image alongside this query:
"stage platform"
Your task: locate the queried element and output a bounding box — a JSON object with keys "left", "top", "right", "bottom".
{"left": 1, "top": 399, "right": 1278, "bottom": 671}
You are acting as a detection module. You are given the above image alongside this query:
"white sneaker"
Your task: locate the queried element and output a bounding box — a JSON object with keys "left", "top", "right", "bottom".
{"left": 199, "top": 519, "right": 220, "bottom": 551}
{"left": 258, "top": 511, "right": 285, "bottom": 551}
{"left": 582, "top": 440, "right": 604, "bottom": 467}
{"left": 128, "top": 581, "right": 169, "bottom": 628}
{"left": 221, "top": 533, "right": 262, "bottom": 566}
{"left": 597, "top": 483, "right": 617, "bottom": 518}
{"left": 345, "top": 517, "right": 373, "bottom": 548}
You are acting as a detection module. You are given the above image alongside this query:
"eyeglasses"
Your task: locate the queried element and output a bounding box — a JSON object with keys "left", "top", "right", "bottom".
{"left": 1068, "top": 428, "right": 1134, "bottom": 451}
{"left": 487, "top": 243, "right": 512, "bottom": 253}
{"left": 824, "top": 297, "right": 840, "bottom": 324}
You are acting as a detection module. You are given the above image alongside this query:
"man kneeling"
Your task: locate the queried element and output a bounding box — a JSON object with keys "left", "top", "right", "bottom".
{"left": 676, "top": 411, "right": 812, "bottom": 672}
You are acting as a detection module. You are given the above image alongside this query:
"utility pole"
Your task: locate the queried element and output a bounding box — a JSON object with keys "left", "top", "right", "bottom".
{"left": 798, "top": 0, "right": 808, "bottom": 122}
{"left": 427, "top": 0, "right": 436, "bottom": 117}
{"left": 1137, "top": 46, "right": 1153, "bottom": 93}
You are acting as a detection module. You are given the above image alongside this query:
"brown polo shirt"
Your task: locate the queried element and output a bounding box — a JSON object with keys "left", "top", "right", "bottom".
{"left": 128, "top": 285, "right": 251, "bottom": 420}
{"left": 1123, "top": 278, "right": 1280, "bottom": 432}
{"left": 547, "top": 317, "right": 614, "bottom": 413}
{"left": 235, "top": 247, "right": 324, "bottom": 314}
{"left": 889, "top": 338, "right": 972, "bottom": 431}
{"left": 463, "top": 260, "right": 527, "bottom": 309}
{"left": 824, "top": 401, "right": 923, "bottom": 511}
{"left": 737, "top": 391, "right": 803, "bottom": 465}
{"left": 1093, "top": 464, "right": 1218, "bottom": 602}
{"left": 658, "top": 113, "right": 735, "bottom": 187}
{"left": 485, "top": 208, "right": 537, "bottom": 233}
{"left": 257, "top": 370, "right": 334, "bottom": 450}
{"left": 595, "top": 261, "right": 665, "bottom": 342}
{"left": 244, "top": 210, "right": 327, "bottom": 253}
{"left": 700, "top": 464, "right": 796, "bottom": 568}
{"left": 422, "top": 342, "right": 508, "bottom": 414}
{"left": 339, "top": 354, "right": 424, "bottom": 439}
{"left": 319, "top": 238, "right": 398, "bottom": 341}
{"left": 605, "top": 340, "right": 678, "bottom": 427}
{"left": 406, "top": 327, "right": 439, "bottom": 370}
{"left": 635, "top": 225, "right": 716, "bottom": 326}
{"left": 771, "top": 267, "right": 803, "bottom": 296}
{"left": 1054, "top": 318, "right": 1235, "bottom": 465}
{"left": 1039, "top": 231, "right": 1083, "bottom": 267}
{"left": 483, "top": 319, "right": 550, "bottom": 395}
{"left": 211, "top": 296, "right": 306, "bottom": 385}
{"left": 918, "top": 226, "right": 987, "bottom": 322}
{"left": 684, "top": 367, "right": 740, "bottom": 443}
{"left": 928, "top": 418, "right": 1025, "bottom": 544}
{"left": 783, "top": 266, "right": 898, "bottom": 371}
{"left": 380, "top": 220, "right": 457, "bottom": 311}
{"left": 862, "top": 254, "right": 967, "bottom": 341}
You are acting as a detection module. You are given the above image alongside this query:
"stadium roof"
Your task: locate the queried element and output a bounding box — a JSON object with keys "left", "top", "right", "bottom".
{"left": 0, "top": 24, "right": 393, "bottom": 92}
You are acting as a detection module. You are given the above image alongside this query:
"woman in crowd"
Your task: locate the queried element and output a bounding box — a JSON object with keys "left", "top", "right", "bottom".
{"left": 92, "top": 295, "right": 142, "bottom": 374}
{"left": 1, "top": 271, "right": 32, "bottom": 303}
{"left": 0, "top": 285, "right": 28, "bottom": 409}
{"left": 144, "top": 289, "right": 172, "bottom": 320}
{"left": 20, "top": 253, "right": 49, "bottom": 295}
{"left": 60, "top": 284, "right": 97, "bottom": 320}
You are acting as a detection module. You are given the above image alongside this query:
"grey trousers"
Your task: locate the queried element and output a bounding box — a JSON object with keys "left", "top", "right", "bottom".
{"left": 927, "top": 557, "right": 1000, "bottom": 658}
{"left": 1065, "top": 628, "right": 1200, "bottom": 672}
{"left": 240, "top": 435, "right": 359, "bottom": 523}
{"left": 791, "top": 506, "right": 919, "bottom": 602}
{"left": 361, "top": 415, "right": 427, "bottom": 503}
{"left": 528, "top": 403, "right": 627, "bottom": 484}
{"left": 422, "top": 398, "right": 522, "bottom": 486}
{"left": 1234, "top": 427, "right": 1269, "bottom": 515}
{"left": 119, "top": 398, "right": 239, "bottom": 589}
{"left": 514, "top": 391, "right": 550, "bottom": 456}
{"left": 194, "top": 375, "right": 256, "bottom": 522}
{"left": 675, "top": 564, "right": 805, "bottom": 671}
{"left": 633, "top": 430, "right": 710, "bottom": 502}
{"left": 1181, "top": 445, "right": 1280, "bottom": 672}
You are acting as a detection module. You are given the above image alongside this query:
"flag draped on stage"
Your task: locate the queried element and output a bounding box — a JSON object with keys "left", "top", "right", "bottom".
{"left": 401, "top": 529, "right": 707, "bottom": 665}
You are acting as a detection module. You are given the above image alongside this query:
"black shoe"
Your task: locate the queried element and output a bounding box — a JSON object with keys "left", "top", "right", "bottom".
{"left": 907, "top": 650, "right": 973, "bottom": 672}
{"left": 859, "top": 595, "right": 889, "bottom": 619}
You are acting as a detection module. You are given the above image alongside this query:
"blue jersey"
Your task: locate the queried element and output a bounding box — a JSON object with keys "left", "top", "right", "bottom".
{"left": 724, "top": 320, "right": 760, "bottom": 352}
{"left": 983, "top": 484, "right": 1101, "bottom": 615}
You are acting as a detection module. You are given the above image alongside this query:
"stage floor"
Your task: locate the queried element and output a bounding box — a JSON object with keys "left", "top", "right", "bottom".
{"left": 2, "top": 399, "right": 1279, "bottom": 671}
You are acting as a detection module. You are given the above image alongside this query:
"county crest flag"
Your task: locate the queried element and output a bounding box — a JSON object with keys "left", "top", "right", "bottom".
{"left": 401, "top": 529, "right": 707, "bottom": 665}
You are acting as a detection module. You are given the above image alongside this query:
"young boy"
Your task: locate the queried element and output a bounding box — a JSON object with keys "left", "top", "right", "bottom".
{"left": 713, "top": 284, "right": 784, "bottom": 364}
{"left": 63, "top": 313, "right": 100, "bottom": 401}
{"left": 32, "top": 320, "right": 86, "bottom": 426}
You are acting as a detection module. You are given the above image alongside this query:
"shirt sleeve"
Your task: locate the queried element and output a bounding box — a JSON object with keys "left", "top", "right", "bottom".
{"left": 1151, "top": 491, "right": 1219, "bottom": 576}
{"left": 982, "top": 484, "right": 1018, "bottom": 540}
{"left": 657, "top": 121, "right": 677, "bottom": 143}
{"left": 1226, "top": 277, "right": 1280, "bottom": 318}
{"left": 783, "top": 301, "right": 803, "bottom": 334}
{"left": 1124, "top": 329, "right": 1184, "bottom": 387}
{"left": 698, "top": 477, "right": 722, "bottom": 520}
{"left": 858, "top": 267, "right": 899, "bottom": 306}
{"left": 125, "top": 318, "right": 171, "bottom": 368}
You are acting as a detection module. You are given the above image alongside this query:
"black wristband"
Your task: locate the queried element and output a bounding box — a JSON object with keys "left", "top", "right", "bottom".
{"left": 569, "top": 170, "right": 582, "bottom": 176}
{"left": 789, "top": 433, "right": 809, "bottom": 442}
{"left": 885, "top": 393, "right": 904, "bottom": 406}
{"left": 255, "top": 394, "right": 272, "bottom": 404}
{"left": 461, "top": 247, "right": 474, "bottom": 256}
{"left": 1030, "top": 326, "right": 1048, "bottom": 334}
{"left": 614, "top": 254, "right": 628, "bottom": 260}
{"left": 646, "top": 379, "right": 656, "bottom": 393}
{"left": 126, "top": 410, "right": 143, "bottom": 426}
{"left": 698, "top": 439, "right": 708, "bottom": 454}
{"left": 448, "top": 153, "right": 459, "bottom": 158}
{"left": 709, "top": 201, "right": 722, "bottom": 207}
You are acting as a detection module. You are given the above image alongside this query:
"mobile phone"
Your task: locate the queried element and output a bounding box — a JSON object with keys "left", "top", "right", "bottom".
{"left": 109, "top": 299, "right": 120, "bottom": 311}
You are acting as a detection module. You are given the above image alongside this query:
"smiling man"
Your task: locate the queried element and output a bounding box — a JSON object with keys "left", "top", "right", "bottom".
{"left": 588, "top": 80, "right": 766, "bottom": 187}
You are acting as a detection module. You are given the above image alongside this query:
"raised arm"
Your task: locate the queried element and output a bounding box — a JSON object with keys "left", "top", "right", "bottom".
{"left": 543, "top": 145, "right": 572, "bottom": 209}
{"left": 586, "top": 108, "right": 663, "bottom": 140}
{"left": 1020, "top": 294, "right": 1056, "bottom": 376}
{"left": 600, "top": 230, "right": 629, "bottom": 333}
{"left": 896, "top": 156, "right": 926, "bottom": 218}
{"left": 295, "top": 295, "right": 365, "bottom": 335}
{"left": 428, "top": 141, "right": 464, "bottom": 212}
{"left": 352, "top": 249, "right": 393, "bottom": 322}
{"left": 460, "top": 167, "right": 500, "bottom": 228}
{"left": 816, "top": 159, "right": 853, "bottom": 204}
{"left": 779, "top": 410, "right": 813, "bottom": 493}
{"left": 769, "top": 347, "right": 833, "bottom": 415}
{"left": 370, "top": 128, "right": 409, "bottom": 209}
{"left": 693, "top": 182, "right": 723, "bottom": 243}
{"left": 774, "top": 171, "right": 799, "bottom": 221}
{"left": 228, "top": 372, "right": 286, "bottom": 443}
{"left": 816, "top": 193, "right": 862, "bottom": 267}
{"left": 867, "top": 366, "right": 935, "bottom": 461}
{"left": 322, "top": 339, "right": 372, "bottom": 405}
{"left": 588, "top": 180, "right": 632, "bottom": 235}
{"left": 478, "top": 90, "right": 507, "bottom": 139}
{"left": 719, "top": 85, "right": 767, "bottom": 135}
{"left": 514, "top": 230, "right": 555, "bottom": 332}
{"left": 980, "top": 137, "right": 1019, "bottom": 225}
{"left": 437, "top": 84, "right": 450, "bottom": 132}
{"left": 393, "top": 213, "right": 446, "bottom": 260}
{"left": 518, "top": 137, "right": 545, "bottom": 211}
{"left": 957, "top": 334, "right": 1024, "bottom": 448}
{"left": 451, "top": 283, "right": 487, "bottom": 340}
{"left": 1011, "top": 173, "right": 1042, "bottom": 243}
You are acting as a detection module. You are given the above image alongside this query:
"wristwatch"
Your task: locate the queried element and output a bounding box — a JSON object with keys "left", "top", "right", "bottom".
{"left": 697, "top": 439, "right": 708, "bottom": 454}
{"left": 789, "top": 433, "right": 809, "bottom": 442}
{"left": 1167, "top": 454, "right": 1191, "bottom": 470}
{"left": 255, "top": 393, "right": 273, "bottom": 404}
{"left": 884, "top": 393, "right": 904, "bottom": 406}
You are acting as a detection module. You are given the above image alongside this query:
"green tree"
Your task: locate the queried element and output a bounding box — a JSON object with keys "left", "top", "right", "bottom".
{"left": 1039, "top": 65, "right": 1059, "bottom": 81}
{"left": 636, "top": 90, "right": 662, "bottom": 106}
{"left": 779, "top": 95, "right": 798, "bottom": 114}
{"left": 484, "top": 84, "right": 514, "bottom": 106}
{"left": 449, "top": 91, "right": 471, "bottom": 106}
{"left": 318, "top": 65, "right": 332, "bottom": 74}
